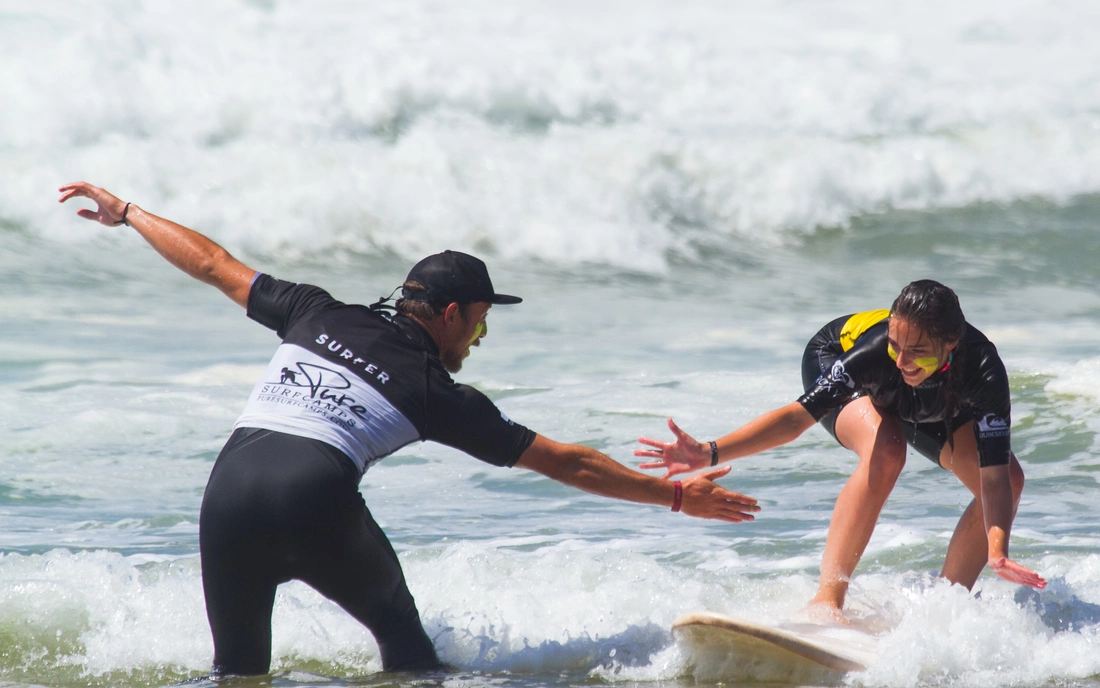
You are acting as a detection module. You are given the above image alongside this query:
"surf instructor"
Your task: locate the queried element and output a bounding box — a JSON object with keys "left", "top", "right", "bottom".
{"left": 59, "top": 181, "right": 758, "bottom": 677}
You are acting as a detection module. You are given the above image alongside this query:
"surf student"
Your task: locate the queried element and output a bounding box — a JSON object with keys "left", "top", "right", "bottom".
{"left": 58, "top": 181, "right": 760, "bottom": 677}
{"left": 635, "top": 280, "right": 1046, "bottom": 616}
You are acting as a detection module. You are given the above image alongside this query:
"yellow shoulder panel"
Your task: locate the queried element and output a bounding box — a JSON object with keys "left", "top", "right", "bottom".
{"left": 839, "top": 309, "right": 890, "bottom": 352}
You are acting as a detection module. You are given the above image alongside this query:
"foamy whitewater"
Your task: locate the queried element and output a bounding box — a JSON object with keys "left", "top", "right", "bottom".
{"left": 2, "top": 1, "right": 1100, "bottom": 687}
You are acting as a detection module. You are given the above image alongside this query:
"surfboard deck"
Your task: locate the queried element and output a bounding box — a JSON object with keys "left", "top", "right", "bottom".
{"left": 672, "top": 611, "right": 879, "bottom": 674}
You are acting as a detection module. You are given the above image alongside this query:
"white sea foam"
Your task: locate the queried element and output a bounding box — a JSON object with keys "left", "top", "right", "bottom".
{"left": 1045, "top": 357, "right": 1100, "bottom": 405}
{"left": 8, "top": 0, "right": 1100, "bottom": 269}
{"left": 3, "top": 547, "right": 1098, "bottom": 685}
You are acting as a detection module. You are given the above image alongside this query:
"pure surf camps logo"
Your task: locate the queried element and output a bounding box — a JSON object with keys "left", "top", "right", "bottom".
{"left": 260, "top": 361, "right": 369, "bottom": 429}
{"left": 276, "top": 362, "right": 351, "bottom": 397}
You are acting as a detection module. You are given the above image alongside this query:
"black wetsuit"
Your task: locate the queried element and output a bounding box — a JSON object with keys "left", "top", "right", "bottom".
{"left": 797, "top": 311, "right": 1012, "bottom": 467}
{"left": 199, "top": 275, "right": 536, "bottom": 676}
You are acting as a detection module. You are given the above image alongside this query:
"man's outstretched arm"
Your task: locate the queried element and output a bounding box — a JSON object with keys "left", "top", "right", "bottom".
{"left": 58, "top": 182, "right": 257, "bottom": 308}
{"left": 515, "top": 434, "right": 760, "bottom": 523}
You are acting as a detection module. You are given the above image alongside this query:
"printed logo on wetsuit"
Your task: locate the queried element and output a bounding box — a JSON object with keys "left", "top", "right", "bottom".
{"left": 259, "top": 363, "right": 373, "bottom": 430}
{"left": 977, "top": 413, "right": 1010, "bottom": 438}
{"left": 915, "top": 377, "right": 942, "bottom": 390}
{"left": 828, "top": 360, "right": 857, "bottom": 389}
{"left": 315, "top": 333, "right": 391, "bottom": 385}
{"left": 237, "top": 343, "right": 421, "bottom": 474}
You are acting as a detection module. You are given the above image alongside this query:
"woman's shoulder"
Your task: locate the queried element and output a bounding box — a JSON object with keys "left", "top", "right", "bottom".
{"left": 961, "top": 321, "right": 1000, "bottom": 356}
{"left": 957, "top": 322, "right": 1009, "bottom": 391}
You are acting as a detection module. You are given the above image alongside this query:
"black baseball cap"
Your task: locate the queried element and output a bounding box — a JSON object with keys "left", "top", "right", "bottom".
{"left": 402, "top": 250, "right": 522, "bottom": 306}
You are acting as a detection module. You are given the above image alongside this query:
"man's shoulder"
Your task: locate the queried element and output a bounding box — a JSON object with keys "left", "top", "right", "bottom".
{"left": 295, "top": 303, "right": 426, "bottom": 346}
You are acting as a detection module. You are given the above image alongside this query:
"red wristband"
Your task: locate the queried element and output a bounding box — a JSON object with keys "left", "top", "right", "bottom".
{"left": 671, "top": 480, "right": 683, "bottom": 512}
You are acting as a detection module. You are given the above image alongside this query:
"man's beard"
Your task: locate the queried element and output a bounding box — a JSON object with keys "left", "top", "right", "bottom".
{"left": 440, "top": 347, "right": 465, "bottom": 374}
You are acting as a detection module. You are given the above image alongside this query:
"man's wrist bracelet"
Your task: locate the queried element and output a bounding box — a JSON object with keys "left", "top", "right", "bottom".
{"left": 114, "top": 202, "right": 131, "bottom": 227}
{"left": 709, "top": 440, "right": 719, "bottom": 466}
{"left": 671, "top": 481, "right": 683, "bottom": 512}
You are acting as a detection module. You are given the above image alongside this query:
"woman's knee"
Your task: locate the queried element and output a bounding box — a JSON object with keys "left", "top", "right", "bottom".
{"left": 836, "top": 400, "right": 906, "bottom": 490}
{"left": 868, "top": 435, "right": 906, "bottom": 489}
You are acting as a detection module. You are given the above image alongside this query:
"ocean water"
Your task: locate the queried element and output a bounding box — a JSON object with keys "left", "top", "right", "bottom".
{"left": 2, "top": 1, "right": 1100, "bottom": 687}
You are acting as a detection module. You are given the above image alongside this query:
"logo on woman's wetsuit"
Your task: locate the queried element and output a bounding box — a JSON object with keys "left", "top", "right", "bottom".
{"left": 828, "top": 360, "right": 857, "bottom": 389}
{"left": 977, "top": 413, "right": 1010, "bottom": 438}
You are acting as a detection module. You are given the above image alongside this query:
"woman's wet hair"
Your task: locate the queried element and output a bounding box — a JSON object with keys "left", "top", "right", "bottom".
{"left": 890, "top": 279, "right": 965, "bottom": 345}
{"left": 891, "top": 279, "right": 966, "bottom": 448}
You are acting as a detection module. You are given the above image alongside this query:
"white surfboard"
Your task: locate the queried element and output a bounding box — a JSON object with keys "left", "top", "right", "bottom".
{"left": 672, "top": 611, "right": 879, "bottom": 682}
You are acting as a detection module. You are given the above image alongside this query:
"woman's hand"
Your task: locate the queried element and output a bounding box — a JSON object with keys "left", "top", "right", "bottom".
{"left": 635, "top": 418, "right": 709, "bottom": 479}
{"left": 989, "top": 556, "right": 1047, "bottom": 589}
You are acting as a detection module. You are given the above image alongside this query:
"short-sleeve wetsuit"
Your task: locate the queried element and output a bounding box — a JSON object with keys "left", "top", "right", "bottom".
{"left": 198, "top": 275, "right": 536, "bottom": 676}
{"left": 797, "top": 310, "right": 1012, "bottom": 468}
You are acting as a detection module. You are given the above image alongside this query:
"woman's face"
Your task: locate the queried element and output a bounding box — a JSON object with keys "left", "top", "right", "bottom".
{"left": 886, "top": 317, "right": 955, "bottom": 387}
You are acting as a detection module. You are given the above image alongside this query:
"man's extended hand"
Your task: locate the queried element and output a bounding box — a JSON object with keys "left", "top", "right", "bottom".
{"left": 58, "top": 181, "right": 257, "bottom": 307}
{"left": 59, "top": 182, "right": 129, "bottom": 226}
{"left": 681, "top": 465, "right": 758, "bottom": 523}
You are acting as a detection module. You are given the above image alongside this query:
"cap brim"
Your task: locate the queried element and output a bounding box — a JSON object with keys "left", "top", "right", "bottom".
{"left": 490, "top": 294, "right": 522, "bottom": 305}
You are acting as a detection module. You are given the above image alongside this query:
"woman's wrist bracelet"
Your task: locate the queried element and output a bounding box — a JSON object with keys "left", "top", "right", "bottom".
{"left": 671, "top": 481, "right": 683, "bottom": 512}
{"left": 709, "top": 440, "right": 719, "bottom": 466}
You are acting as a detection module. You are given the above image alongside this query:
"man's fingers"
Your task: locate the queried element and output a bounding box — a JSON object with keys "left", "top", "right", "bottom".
{"left": 707, "top": 485, "right": 759, "bottom": 511}
{"left": 58, "top": 182, "right": 93, "bottom": 201}
{"left": 59, "top": 183, "right": 118, "bottom": 226}
{"left": 712, "top": 500, "right": 757, "bottom": 521}
{"left": 720, "top": 500, "right": 759, "bottom": 514}
{"left": 709, "top": 513, "right": 749, "bottom": 524}
{"left": 720, "top": 494, "right": 759, "bottom": 509}
{"left": 681, "top": 474, "right": 760, "bottom": 521}
{"left": 706, "top": 505, "right": 756, "bottom": 523}
{"left": 723, "top": 510, "right": 755, "bottom": 523}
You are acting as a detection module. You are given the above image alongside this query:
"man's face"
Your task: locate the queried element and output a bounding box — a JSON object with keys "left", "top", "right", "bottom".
{"left": 440, "top": 302, "right": 491, "bottom": 373}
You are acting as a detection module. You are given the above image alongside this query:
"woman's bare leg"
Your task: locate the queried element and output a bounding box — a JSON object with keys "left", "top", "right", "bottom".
{"left": 810, "top": 397, "right": 908, "bottom": 611}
